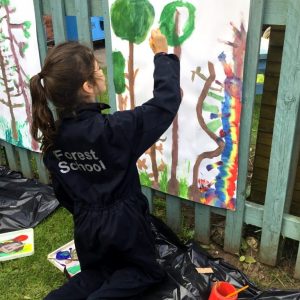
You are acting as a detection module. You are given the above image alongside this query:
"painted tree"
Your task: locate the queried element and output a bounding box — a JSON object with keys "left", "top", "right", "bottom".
{"left": 112, "top": 51, "right": 127, "bottom": 111}
{"left": 188, "top": 21, "right": 246, "bottom": 208}
{"left": 159, "top": 1, "right": 195, "bottom": 195}
{"left": 111, "top": 0, "right": 154, "bottom": 110}
{"left": 188, "top": 62, "right": 225, "bottom": 201}
{"left": 213, "top": 21, "right": 246, "bottom": 209}
{"left": 0, "top": 0, "right": 38, "bottom": 150}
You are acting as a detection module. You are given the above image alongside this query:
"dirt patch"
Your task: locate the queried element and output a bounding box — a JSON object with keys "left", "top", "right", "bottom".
{"left": 180, "top": 203, "right": 300, "bottom": 290}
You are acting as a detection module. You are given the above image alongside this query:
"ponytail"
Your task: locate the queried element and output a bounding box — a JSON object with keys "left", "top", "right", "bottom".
{"left": 30, "top": 74, "right": 55, "bottom": 153}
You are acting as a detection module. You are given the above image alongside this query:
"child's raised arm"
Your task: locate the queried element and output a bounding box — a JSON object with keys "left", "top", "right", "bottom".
{"left": 109, "top": 29, "right": 181, "bottom": 159}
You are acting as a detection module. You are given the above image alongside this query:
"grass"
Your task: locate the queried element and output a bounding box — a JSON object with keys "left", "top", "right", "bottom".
{"left": 0, "top": 208, "right": 73, "bottom": 300}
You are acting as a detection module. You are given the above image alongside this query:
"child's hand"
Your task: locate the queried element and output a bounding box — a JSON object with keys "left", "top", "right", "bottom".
{"left": 149, "top": 29, "right": 168, "bottom": 54}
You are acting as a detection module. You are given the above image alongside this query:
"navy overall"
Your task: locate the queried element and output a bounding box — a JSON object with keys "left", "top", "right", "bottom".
{"left": 43, "top": 53, "right": 181, "bottom": 300}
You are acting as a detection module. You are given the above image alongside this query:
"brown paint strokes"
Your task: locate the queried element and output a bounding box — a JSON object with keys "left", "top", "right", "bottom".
{"left": 189, "top": 62, "right": 225, "bottom": 201}
{"left": 168, "top": 9, "right": 182, "bottom": 195}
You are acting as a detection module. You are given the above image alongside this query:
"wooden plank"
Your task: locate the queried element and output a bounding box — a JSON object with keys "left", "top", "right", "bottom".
{"left": 281, "top": 214, "right": 300, "bottom": 241}
{"left": 51, "top": 0, "right": 67, "bottom": 44}
{"left": 269, "top": 28, "right": 285, "bottom": 47}
{"left": 266, "top": 47, "right": 284, "bottom": 63}
{"left": 254, "top": 155, "right": 270, "bottom": 169}
{"left": 211, "top": 206, "right": 226, "bottom": 217}
{"left": 257, "top": 119, "right": 274, "bottom": 133}
{"left": 141, "top": 186, "right": 154, "bottom": 213}
{"left": 102, "top": 0, "right": 116, "bottom": 112}
{"left": 33, "top": 0, "right": 48, "bottom": 63}
{"left": 254, "top": 143, "right": 271, "bottom": 157}
{"left": 224, "top": 0, "right": 265, "bottom": 254}
{"left": 244, "top": 201, "right": 264, "bottom": 227}
{"left": 265, "top": 63, "right": 282, "bottom": 76}
{"left": 0, "top": 144, "right": 6, "bottom": 166}
{"left": 259, "top": 104, "right": 276, "bottom": 120}
{"left": 245, "top": 201, "right": 300, "bottom": 242}
{"left": 263, "top": 77, "right": 280, "bottom": 92}
{"left": 250, "top": 190, "right": 265, "bottom": 204}
{"left": 166, "top": 194, "right": 181, "bottom": 233}
{"left": 252, "top": 167, "right": 269, "bottom": 181}
{"left": 91, "top": 0, "right": 103, "bottom": 16}
{"left": 3, "top": 143, "right": 18, "bottom": 171}
{"left": 75, "top": 0, "right": 92, "bottom": 47}
{"left": 261, "top": 91, "right": 278, "bottom": 106}
{"left": 43, "top": 0, "right": 102, "bottom": 16}
{"left": 64, "top": 0, "right": 75, "bottom": 15}
{"left": 17, "top": 148, "right": 33, "bottom": 179}
{"left": 256, "top": 132, "right": 273, "bottom": 145}
{"left": 34, "top": 153, "right": 50, "bottom": 184}
{"left": 260, "top": 0, "right": 300, "bottom": 266}
{"left": 251, "top": 178, "right": 267, "bottom": 192}
{"left": 295, "top": 243, "right": 300, "bottom": 279}
{"left": 42, "top": 0, "right": 51, "bottom": 15}
{"left": 263, "top": 0, "right": 288, "bottom": 25}
{"left": 195, "top": 203, "right": 211, "bottom": 244}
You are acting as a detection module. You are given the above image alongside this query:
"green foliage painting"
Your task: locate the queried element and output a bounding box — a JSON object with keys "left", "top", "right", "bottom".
{"left": 159, "top": 1, "right": 195, "bottom": 46}
{"left": 112, "top": 51, "right": 126, "bottom": 94}
{"left": 111, "top": 0, "right": 154, "bottom": 44}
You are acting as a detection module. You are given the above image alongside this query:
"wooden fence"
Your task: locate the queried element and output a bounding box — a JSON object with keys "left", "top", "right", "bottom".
{"left": 1, "top": 0, "right": 300, "bottom": 279}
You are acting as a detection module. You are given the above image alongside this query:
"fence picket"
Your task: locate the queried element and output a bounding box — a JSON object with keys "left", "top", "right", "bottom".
{"left": 224, "top": 0, "right": 265, "bottom": 254}
{"left": 260, "top": 0, "right": 300, "bottom": 266}
{"left": 195, "top": 203, "right": 211, "bottom": 244}
{"left": 51, "top": 0, "right": 67, "bottom": 43}
{"left": 75, "top": 0, "right": 92, "bottom": 47}
{"left": 33, "top": 0, "right": 47, "bottom": 62}
{"left": 295, "top": 243, "right": 300, "bottom": 279}
{"left": 102, "top": 0, "right": 116, "bottom": 112}
{"left": 17, "top": 148, "right": 33, "bottom": 179}
{"left": 3, "top": 143, "right": 18, "bottom": 172}
{"left": 34, "top": 153, "right": 50, "bottom": 184}
{"left": 166, "top": 195, "right": 181, "bottom": 233}
{"left": 141, "top": 186, "right": 154, "bottom": 213}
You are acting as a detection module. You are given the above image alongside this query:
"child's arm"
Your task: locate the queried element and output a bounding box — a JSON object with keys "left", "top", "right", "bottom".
{"left": 110, "top": 30, "right": 181, "bottom": 159}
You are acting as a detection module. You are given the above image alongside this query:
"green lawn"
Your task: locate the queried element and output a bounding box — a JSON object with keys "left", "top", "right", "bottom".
{"left": 0, "top": 208, "right": 73, "bottom": 300}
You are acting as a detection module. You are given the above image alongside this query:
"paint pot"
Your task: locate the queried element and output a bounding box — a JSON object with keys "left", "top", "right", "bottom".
{"left": 208, "top": 281, "right": 237, "bottom": 300}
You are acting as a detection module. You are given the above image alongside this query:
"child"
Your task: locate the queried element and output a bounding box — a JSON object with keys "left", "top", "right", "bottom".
{"left": 30, "top": 29, "right": 181, "bottom": 300}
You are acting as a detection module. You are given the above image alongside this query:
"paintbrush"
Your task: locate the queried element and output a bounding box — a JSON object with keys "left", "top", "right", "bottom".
{"left": 225, "top": 285, "right": 249, "bottom": 298}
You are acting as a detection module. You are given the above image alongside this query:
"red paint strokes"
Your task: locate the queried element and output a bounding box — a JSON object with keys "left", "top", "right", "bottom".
{"left": 13, "top": 235, "right": 28, "bottom": 242}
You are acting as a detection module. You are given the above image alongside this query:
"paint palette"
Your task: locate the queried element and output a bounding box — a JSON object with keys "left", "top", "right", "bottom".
{"left": 47, "top": 240, "right": 81, "bottom": 277}
{"left": 0, "top": 228, "right": 34, "bottom": 261}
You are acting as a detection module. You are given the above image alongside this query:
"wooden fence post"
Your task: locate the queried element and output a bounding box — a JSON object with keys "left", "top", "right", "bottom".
{"left": 260, "top": 0, "right": 300, "bottom": 266}
{"left": 75, "top": 0, "right": 92, "bottom": 47}
{"left": 195, "top": 203, "right": 211, "bottom": 244}
{"left": 51, "top": 0, "right": 67, "bottom": 43}
{"left": 224, "top": 0, "right": 265, "bottom": 254}
{"left": 101, "top": 0, "right": 116, "bottom": 112}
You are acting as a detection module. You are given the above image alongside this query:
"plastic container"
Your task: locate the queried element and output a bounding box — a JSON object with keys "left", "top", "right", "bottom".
{"left": 208, "top": 281, "right": 237, "bottom": 300}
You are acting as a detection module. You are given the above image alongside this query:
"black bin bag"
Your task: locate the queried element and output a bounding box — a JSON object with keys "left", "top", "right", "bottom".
{"left": 0, "top": 166, "right": 59, "bottom": 233}
{"left": 142, "top": 215, "right": 300, "bottom": 300}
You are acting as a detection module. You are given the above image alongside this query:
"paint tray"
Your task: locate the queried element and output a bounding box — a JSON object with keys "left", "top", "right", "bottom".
{"left": 0, "top": 228, "right": 34, "bottom": 261}
{"left": 47, "top": 240, "right": 81, "bottom": 277}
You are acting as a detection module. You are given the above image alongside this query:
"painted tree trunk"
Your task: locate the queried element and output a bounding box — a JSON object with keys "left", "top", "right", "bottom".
{"left": 168, "top": 9, "right": 182, "bottom": 195}
{"left": 128, "top": 42, "right": 135, "bottom": 110}
{"left": 189, "top": 62, "right": 225, "bottom": 201}
{"left": 0, "top": 47, "right": 18, "bottom": 140}
{"left": 4, "top": 5, "right": 38, "bottom": 150}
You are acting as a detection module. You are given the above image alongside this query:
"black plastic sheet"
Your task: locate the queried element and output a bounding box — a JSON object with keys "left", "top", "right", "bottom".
{"left": 144, "top": 215, "right": 300, "bottom": 299}
{"left": 0, "top": 166, "right": 59, "bottom": 233}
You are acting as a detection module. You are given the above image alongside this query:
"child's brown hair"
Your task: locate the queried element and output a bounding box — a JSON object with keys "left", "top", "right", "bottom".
{"left": 30, "top": 42, "right": 96, "bottom": 153}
